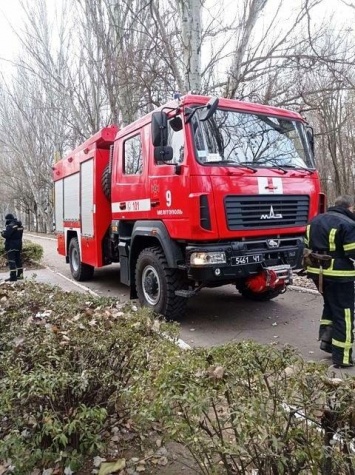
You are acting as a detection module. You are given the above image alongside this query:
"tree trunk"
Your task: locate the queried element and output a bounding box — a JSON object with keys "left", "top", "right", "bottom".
{"left": 178, "top": 0, "right": 202, "bottom": 92}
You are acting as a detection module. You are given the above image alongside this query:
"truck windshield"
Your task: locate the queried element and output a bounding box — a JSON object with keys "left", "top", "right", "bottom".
{"left": 192, "top": 109, "right": 315, "bottom": 169}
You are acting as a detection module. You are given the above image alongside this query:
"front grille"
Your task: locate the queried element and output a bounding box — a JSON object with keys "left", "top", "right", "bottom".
{"left": 225, "top": 195, "right": 309, "bottom": 230}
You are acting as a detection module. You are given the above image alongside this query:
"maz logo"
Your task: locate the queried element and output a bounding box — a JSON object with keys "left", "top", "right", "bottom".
{"left": 260, "top": 205, "right": 283, "bottom": 220}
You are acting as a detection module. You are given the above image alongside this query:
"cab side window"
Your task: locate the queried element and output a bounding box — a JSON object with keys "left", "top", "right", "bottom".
{"left": 167, "top": 116, "right": 184, "bottom": 164}
{"left": 124, "top": 135, "right": 143, "bottom": 174}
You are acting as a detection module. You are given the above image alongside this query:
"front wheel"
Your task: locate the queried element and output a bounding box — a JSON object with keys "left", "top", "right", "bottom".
{"left": 135, "top": 246, "right": 187, "bottom": 320}
{"left": 68, "top": 237, "right": 94, "bottom": 281}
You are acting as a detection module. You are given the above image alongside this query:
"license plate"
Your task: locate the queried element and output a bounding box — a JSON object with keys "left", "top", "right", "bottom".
{"left": 231, "top": 254, "right": 263, "bottom": 266}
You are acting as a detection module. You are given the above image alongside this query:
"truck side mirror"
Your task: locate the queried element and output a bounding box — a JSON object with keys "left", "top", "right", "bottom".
{"left": 306, "top": 127, "right": 314, "bottom": 156}
{"left": 199, "top": 97, "right": 219, "bottom": 122}
{"left": 151, "top": 111, "right": 169, "bottom": 146}
{"left": 154, "top": 146, "right": 174, "bottom": 163}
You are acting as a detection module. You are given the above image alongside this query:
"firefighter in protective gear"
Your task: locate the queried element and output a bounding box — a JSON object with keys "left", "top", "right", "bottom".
{"left": 304, "top": 195, "right": 355, "bottom": 368}
{"left": 1, "top": 213, "right": 24, "bottom": 282}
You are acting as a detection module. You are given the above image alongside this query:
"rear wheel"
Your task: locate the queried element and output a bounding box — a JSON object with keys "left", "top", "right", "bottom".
{"left": 135, "top": 246, "right": 187, "bottom": 320}
{"left": 69, "top": 237, "right": 94, "bottom": 281}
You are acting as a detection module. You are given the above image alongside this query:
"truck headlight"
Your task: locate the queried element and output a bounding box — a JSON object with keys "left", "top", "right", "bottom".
{"left": 190, "top": 251, "right": 226, "bottom": 266}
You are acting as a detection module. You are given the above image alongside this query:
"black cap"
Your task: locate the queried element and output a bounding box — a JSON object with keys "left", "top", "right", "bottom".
{"left": 5, "top": 213, "right": 14, "bottom": 220}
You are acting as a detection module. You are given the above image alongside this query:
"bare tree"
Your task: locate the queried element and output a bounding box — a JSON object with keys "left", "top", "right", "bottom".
{"left": 176, "top": 0, "right": 202, "bottom": 92}
{"left": 0, "top": 0, "right": 355, "bottom": 225}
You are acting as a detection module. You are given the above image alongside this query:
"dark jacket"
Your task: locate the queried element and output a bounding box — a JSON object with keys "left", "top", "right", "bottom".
{"left": 304, "top": 206, "right": 355, "bottom": 281}
{"left": 1, "top": 217, "right": 24, "bottom": 251}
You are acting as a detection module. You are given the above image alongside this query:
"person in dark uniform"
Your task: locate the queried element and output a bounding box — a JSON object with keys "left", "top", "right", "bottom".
{"left": 1, "top": 213, "right": 24, "bottom": 282}
{"left": 304, "top": 195, "right": 355, "bottom": 368}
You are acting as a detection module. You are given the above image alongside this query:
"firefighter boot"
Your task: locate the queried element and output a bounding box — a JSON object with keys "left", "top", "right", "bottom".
{"left": 5, "top": 270, "right": 17, "bottom": 282}
{"left": 17, "top": 269, "right": 24, "bottom": 280}
{"left": 319, "top": 325, "right": 332, "bottom": 354}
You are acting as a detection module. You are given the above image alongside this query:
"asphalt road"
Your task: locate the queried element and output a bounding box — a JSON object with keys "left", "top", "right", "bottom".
{"left": 24, "top": 233, "right": 336, "bottom": 367}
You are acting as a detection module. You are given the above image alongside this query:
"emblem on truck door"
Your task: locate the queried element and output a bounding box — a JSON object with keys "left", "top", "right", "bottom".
{"left": 260, "top": 206, "right": 283, "bottom": 220}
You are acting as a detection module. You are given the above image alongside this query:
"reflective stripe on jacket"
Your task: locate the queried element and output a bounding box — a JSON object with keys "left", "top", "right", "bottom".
{"left": 305, "top": 206, "right": 355, "bottom": 281}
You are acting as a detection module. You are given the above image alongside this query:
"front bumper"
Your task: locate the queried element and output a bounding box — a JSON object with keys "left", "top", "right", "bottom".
{"left": 185, "top": 236, "right": 304, "bottom": 283}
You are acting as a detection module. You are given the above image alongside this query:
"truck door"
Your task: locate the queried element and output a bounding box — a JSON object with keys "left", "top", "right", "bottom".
{"left": 112, "top": 129, "right": 149, "bottom": 217}
{"left": 148, "top": 115, "right": 190, "bottom": 237}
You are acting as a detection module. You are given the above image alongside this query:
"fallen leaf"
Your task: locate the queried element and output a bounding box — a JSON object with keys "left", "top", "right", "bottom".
{"left": 13, "top": 336, "right": 25, "bottom": 348}
{"left": 207, "top": 365, "right": 225, "bottom": 379}
{"left": 157, "top": 456, "right": 168, "bottom": 466}
{"left": 112, "top": 311, "right": 124, "bottom": 318}
{"left": 93, "top": 456, "right": 106, "bottom": 468}
{"left": 152, "top": 320, "right": 160, "bottom": 332}
{"left": 98, "top": 459, "right": 126, "bottom": 475}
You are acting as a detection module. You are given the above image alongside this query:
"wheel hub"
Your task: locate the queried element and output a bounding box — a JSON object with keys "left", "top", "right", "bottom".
{"left": 142, "top": 265, "right": 161, "bottom": 306}
{"left": 71, "top": 248, "right": 79, "bottom": 272}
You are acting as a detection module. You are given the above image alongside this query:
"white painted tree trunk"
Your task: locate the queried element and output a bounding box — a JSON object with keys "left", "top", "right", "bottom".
{"left": 178, "top": 0, "right": 202, "bottom": 93}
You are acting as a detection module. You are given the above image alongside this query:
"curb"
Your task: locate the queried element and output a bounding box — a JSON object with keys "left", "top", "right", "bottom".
{"left": 54, "top": 270, "right": 100, "bottom": 297}
{"left": 25, "top": 233, "right": 56, "bottom": 241}
{"left": 288, "top": 285, "right": 319, "bottom": 295}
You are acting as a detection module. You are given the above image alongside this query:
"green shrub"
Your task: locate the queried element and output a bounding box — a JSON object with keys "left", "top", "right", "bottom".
{"left": 21, "top": 239, "right": 43, "bottom": 264}
{"left": 133, "top": 342, "right": 355, "bottom": 474}
{"left": 0, "top": 239, "right": 43, "bottom": 267}
{"left": 0, "top": 281, "right": 178, "bottom": 473}
{"left": 2, "top": 280, "right": 355, "bottom": 475}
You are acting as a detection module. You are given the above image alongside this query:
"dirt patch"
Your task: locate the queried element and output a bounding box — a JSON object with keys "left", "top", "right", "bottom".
{"left": 76, "top": 435, "right": 199, "bottom": 475}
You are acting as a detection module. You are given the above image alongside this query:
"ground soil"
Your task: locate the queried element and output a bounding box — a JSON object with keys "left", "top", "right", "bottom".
{"left": 76, "top": 437, "right": 199, "bottom": 475}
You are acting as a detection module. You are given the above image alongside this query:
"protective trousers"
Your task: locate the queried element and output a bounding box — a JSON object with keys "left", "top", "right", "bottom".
{"left": 7, "top": 249, "right": 23, "bottom": 281}
{"left": 318, "top": 279, "right": 354, "bottom": 366}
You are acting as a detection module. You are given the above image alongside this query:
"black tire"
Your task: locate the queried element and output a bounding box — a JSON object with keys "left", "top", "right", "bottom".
{"left": 69, "top": 237, "right": 95, "bottom": 281}
{"left": 135, "top": 246, "right": 187, "bottom": 320}
{"left": 239, "top": 286, "right": 284, "bottom": 301}
{"left": 101, "top": 165, "right": 111, "bottom": 200}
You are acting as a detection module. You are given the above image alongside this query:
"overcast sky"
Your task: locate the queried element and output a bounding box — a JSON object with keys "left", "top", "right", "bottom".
{"left": 0, "top": 0, "right": 353, "bottom": 67}
{"left": 0, "top": 0, "right": 22, "bottom": 62}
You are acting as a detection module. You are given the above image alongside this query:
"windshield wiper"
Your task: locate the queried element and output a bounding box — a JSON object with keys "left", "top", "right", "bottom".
{"left": 270, "top": 165, "right": 287, "bottom": 174}
{"left": 236, "top": 161, "right": 258, "bottom": 172}
{"left": 280, "top": 164, "right": 315, "bottom": 174}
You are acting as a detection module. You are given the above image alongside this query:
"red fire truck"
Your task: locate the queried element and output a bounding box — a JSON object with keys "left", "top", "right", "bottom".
{"left": 53, "top": 94, "right": 324, "bottom": 319}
